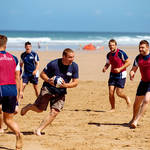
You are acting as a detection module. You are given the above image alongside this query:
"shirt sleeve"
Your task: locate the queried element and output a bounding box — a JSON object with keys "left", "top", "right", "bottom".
{"left": 133, "top": 55, "right": 139, "bottom": 67}
{"left": 106, "top": 53, "right": 110, "bottom": 64}
{"left": 43, "top": 62, "right": 54, "bottom": 77}
{"left": 13, "top": 55, "right": 20, "bottom": 71}
{"left": 35, "top": 53, "right": 39, "bottom": 62}
{"left": 119, "top": 50, "right": 128, "bottom": 61}
{"left": 72, "top": 63, "right": 79, "bottom": 79}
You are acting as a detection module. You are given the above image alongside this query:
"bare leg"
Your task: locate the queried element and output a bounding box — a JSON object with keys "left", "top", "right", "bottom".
{"left": 131, "top": 92, "right": 150, "bottom": 128}
{"left": 108, "top": 86, "right": 116, "bottom": 111}
{"left": 33, "top": 84, "right": 39, "bottom": 97}
{"left": 116, "top": 88, "right": 131, "bottom": 108}
{"left": 21, "top": 83, "right": 27, "bottom": 99}
{"left": 0, "top": 106, "right": 4, "bottom": 133}
{"left": 3, "top": 112, "right": 22, "bottom": 150}
{"left": 35, "top": 108, "right": 59, "bottom": 136}
{"left": 21, "top": 104, "right": 42, "bottom": 116}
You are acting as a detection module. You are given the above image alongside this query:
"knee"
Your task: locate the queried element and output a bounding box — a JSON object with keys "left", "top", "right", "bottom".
{"left": 51, "top": 109, "right": 59, "bottom": 117}
{"left": 116, "top": 90, "right": 121, "bottom": 97}
{"left": 3, "top": 117, "right": 10, "bottom": 125}
{"left": 143, "top": 99, "right": 150, "bottom": 105}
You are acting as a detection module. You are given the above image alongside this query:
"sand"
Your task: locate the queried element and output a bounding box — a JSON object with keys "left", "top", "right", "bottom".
{"left": 0, "top": 47, "right": 150, "bottom": 150}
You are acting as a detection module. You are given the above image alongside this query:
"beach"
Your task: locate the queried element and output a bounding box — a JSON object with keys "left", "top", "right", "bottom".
{"left": 0, "top": 47, "right": 150, "bottom": 150}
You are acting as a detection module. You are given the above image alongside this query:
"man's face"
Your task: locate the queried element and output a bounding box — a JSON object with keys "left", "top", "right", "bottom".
{"left": 109, "top": 42, "right": 117, "bottom": 52}
{"left": 63, "top": 52, "right": 74, "bottom": 65}
{"left": 139, "top": 44, "right": 149, "bottom": 56}
{"left": 25, "top": 44, "right": 32, "bottom": 53}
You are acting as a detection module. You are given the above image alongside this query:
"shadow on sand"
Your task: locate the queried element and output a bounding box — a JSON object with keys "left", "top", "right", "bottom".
{"left": 88, "top": 122, "right": 129, "bottom": 127}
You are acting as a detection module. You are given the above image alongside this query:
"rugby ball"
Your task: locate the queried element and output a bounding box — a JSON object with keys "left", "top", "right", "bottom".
{"left": 53, "top": 76, "right": 63, "bottom": 88}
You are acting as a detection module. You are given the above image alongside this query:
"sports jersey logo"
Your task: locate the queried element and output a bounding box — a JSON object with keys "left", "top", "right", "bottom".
{"left": 66, "top": 72, "right": 72, "bottom": 76}
{"left": 0, "top": 54, "right": 13, "bottom": 61}
{"left": 30, "top": 56, "right": 34, "bottom": 59}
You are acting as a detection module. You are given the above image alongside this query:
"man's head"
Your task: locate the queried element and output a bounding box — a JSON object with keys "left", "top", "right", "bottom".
{"left": 62, "top": 48, "right": 74, "bottom": 65}
{"left": 0, "top": 35, "right": 7, "bottom": 50}
{"left": 108, "top": 39, "right": 117, "bottom": 52}
{"left": 139, "top": 40, "right": 149, "bottom": 56}
{"left": 25, "top": 41, "right": 32, "bottom": 53}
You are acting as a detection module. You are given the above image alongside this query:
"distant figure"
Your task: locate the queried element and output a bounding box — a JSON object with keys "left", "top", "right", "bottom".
{"left": 129, "top": 40, "right": 150, "bottom": 128}
{"left": 38, "top": 42, "right": 41, "bottom": 50}
{"left": 102, "top": 39, "right": 131, "bottom": 112}
{"left": 0, "top": 34, "right": 22, "bottom": 150}
{"left": 20, "top": 41, "right": 39, "bottom": 98}
{"left": 21, "top": 48, "right": 79, "bottom": 136}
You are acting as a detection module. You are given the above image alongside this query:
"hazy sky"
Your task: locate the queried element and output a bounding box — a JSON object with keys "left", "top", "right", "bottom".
{"left": 0, "top": 0, "right": 150, "bottom": 32}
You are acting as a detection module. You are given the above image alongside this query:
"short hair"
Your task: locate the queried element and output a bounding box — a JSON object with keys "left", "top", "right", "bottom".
{"left": 62, "top": 48, "right": 74, "bottom": 56}
{"left": 25, "top": 41, "right": 31, "bottom": 46}
{"left": 108, "top": 39, "right": 117, "bottom": 45}
{"left": 0, "top": 34, "right": 7, "bottom": 47}
{"left": 139, "top": 40, "right": 149, "bottom": 47}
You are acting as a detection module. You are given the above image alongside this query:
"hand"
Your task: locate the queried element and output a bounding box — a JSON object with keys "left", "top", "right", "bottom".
{"left": 32, "top": 70, "right": 37, "bottom": 76}
{"left": 129, "top": 71, "right": 135, "bottom": 81}
{"left": 19, "top": 91, "right": 23, "bottom": 99}
{"left": 48, "top": 77, "right": 55, "bottom": 86}
{"left": 102, "top": 67, "right": 107, "bottom": 72}
{"left": 59, "top": 80, "right": 67, "bottom": 88}
{"left": 113, "top": 68, "right": 121, "bottom": 73}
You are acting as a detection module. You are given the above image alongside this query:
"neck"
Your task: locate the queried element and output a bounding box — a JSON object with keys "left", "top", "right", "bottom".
{"left": 0, "top": 48, "right": 5, "bottom": 51}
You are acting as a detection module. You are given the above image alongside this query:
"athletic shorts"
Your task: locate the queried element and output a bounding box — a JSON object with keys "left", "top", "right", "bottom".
{"left": 0, "top": 96, "right": 17, "bottom": 113}
{"left": 136, "top": 81, "right": 150, "bottom": 96}
{"left": 34, "top": 86, "right": 65, "bottom": 111}
{"left": 108, "top": 78, "right": 126, "bottom": 88}
{"left": 22, "top": 75, "right": 38, "bottom": 85}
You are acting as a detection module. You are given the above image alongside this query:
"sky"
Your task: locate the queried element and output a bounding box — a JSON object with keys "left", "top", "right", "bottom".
{"left": 0, "top": 0, "right": 150, "bottom": 32}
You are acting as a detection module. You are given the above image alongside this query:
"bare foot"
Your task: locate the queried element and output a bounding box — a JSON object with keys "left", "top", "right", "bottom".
{"left": 130, "top": 121, "right": 137, "bottom": 129}
{"left": 16, "top": 133, "right": 23, "bottom": 150}
{"left": 107, "top": 109, "right": 115, "bottom": 112}
{"left": 0, "top": 128, "right": 4, "bottom": 134}
{"left": 34, "top": 129, "right": 41, "bottom": 136}
{"left": 21, "top": 104, "right": 32, "bottom": 116}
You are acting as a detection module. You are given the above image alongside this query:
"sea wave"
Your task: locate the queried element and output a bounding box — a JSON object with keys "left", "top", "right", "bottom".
{"left": 8, "top": 36, "right": 150, "bottom": 45}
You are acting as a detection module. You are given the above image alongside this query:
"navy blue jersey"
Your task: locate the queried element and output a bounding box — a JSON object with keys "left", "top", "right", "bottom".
{"left": 21, "top": 51, "right": 39, "bottom": 76}
{"left": 0, "top": 51, "right": 20, "bottom": 96}
{"left": 43, "top": 58, "right": 79, "bottom": 95}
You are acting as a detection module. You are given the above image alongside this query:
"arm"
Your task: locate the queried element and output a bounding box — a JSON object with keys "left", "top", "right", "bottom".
{"left": 40, "top": 71, "right": 55, "bottom": 86}
{"left": 129, "top": 66, "right": 138, "bottom": 81}
{"left": 60, "top": 78, "right": 79, "bottom": 88}
{"left": 114, "top": 58, "right": 131, "bottom": 73}
{"left": 20, "top": 61, "right": 23, "bottom": 69}
{"left": 102, "top": 63, "right": 110, "bottom": 72}
{"left": 32, "top": 61, "right": 39, "bottom": 75}
{"left": 15, "top": 70, "right": 21, "bottom": 100}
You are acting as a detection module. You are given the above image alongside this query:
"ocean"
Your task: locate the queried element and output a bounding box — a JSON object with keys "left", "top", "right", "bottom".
{"left": 0, "top": 30, "right": 150, "bottom": 51}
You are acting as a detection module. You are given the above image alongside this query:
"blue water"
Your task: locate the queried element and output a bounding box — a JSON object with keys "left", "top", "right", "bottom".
{"left": 0, "top": 30, "right": 150, "bottom": 51}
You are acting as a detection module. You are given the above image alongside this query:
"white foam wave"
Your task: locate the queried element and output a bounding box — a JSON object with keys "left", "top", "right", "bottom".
{"left": 8, "top": 37, "right": 52, "bottom": 43}
{"left": 7, "top": 36, "right": 150, "bottom": 46}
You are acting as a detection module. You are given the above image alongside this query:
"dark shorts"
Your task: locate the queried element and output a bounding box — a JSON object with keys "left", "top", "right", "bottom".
{"left": 108, "top": 78, "right": 126, "bottom": 88}
{"left": 34, "top": 86, "right": 65, "bottom": 111}
{"left": 136, "top": 81, "right": 150, "bottom": 96}
{"left": 0, "top": 96, "right": 17, "bottom": 113}
{"left": 22, "top": 75, "right": 38, "bottom": 85}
